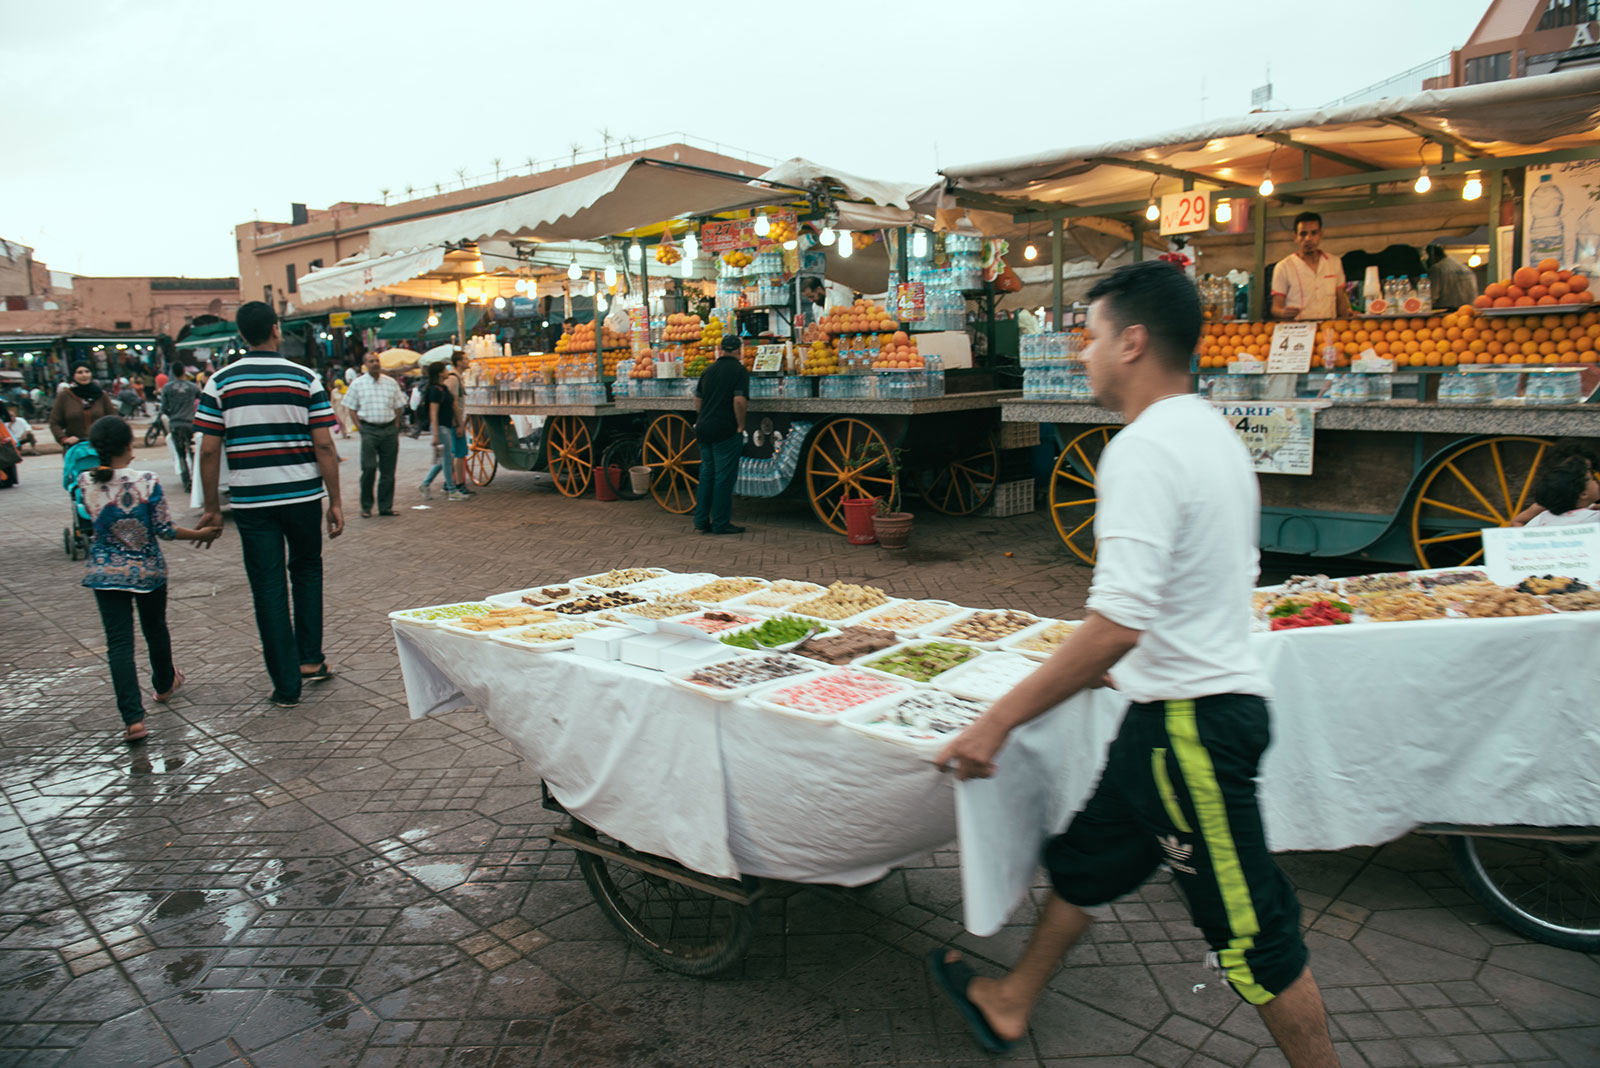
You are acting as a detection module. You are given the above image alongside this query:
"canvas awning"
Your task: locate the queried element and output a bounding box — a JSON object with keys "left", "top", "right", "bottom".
{"left": 298, "top": 246, "right": 449, "bottom": 305}
{"left": 364, "top": 158, "right": 804, "bottom": 256}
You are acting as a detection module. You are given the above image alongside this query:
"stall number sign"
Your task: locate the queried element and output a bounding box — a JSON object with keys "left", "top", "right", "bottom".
{"left": 1481, "top": 523, "right": 1600, "bottom": 587}
{"left": 1267, "top": 322, "right": 1317, "bottom": 374}
{"left": 1159, "top": 191, "right": 1211, "bottom": 236}
{"left": 1213, "top": 402, "right": 1315, "bottom": 475}
{"left": 752, "top": 344, "right": 788, "bottom": 373}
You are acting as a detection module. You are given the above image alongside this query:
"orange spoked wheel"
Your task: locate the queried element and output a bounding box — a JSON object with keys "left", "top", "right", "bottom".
{"left": 1048, "top": 426, "right": 1117, "bottom": 565}
{"left": 1410, "top": 436, "right": 1551, "bottom": 568}
{"left": 546, "top": 416, "right": 594, "bottom": 498}
{"left": 463, "top": 414, "right": 497, "bottom": 487}
{"left": 803, "top": 417, "right": 900, "bottom": 534}
{"left": 642, "top": 413, "right": 699, "bottom": 514}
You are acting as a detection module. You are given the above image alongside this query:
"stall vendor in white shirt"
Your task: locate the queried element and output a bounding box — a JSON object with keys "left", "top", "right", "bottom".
{"left": 1270, "top": 211, "right": 1351, "bottom": 321}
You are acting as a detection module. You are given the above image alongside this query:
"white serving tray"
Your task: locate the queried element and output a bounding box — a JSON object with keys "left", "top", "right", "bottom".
{"left": 921, "top": 608, "right": 1048, "bottom": 649}
{"left": 569, "top": 567, "right": 671, "bottom": 593}
{"left": 674, "top": 576, "right": 773, "bottom": 605}
{"left": 488, "top": 620, "right": 603, "bottom": 652}
{"left": 787, "top": 595, "right": 905, "bottom": 629}
{"left": 722, "top": 581, "right": 827, "bottom": 614}
{"left": 716, "top": 617, "right": 836, "bottom": 654}
{"left": 851, "top": 638, "right": 986, "bottom": 687}
{"left": 663, "top": 654, "right": 823, "bottom": 702}
{"left": 486, "top": 584, "right": 580, "bottom": 608}
{"left": 849, "top": 599, "right": 967, "bottom": 637}
{"left": 1000, "top": 619, "right": 1078, "bottom": 661}
{"left": 436, "top": 607, "right": 565, "bottom": 639}
{"left": 750, "top": 668, "right": 910, "bottom": 725}
{"left": 657, "top": 609, "right": 766, "bottom": 642}
{"left": 625, "top": 572, "right": 719, "bottom": 598}
{"left": 839, "top": 690, "right": 991, "bottom": 756}
{"left": 932, "top": 652, "right": 1039, "bottom": 701}
{"left": 388, "top": 602, "right": 494, "bottom": 629}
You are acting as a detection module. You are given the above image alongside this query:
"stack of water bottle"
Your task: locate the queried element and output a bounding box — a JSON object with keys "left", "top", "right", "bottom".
{"left": 1020, "top": 331, "right": 1090, "bottom": 400}
{"left": 815, "top": 356, "right": 945, "bottom": 401}
{"left": 1524, "top": 370, "right": 1583, "bottom": 406}
{"left": 1437, "top": 372, "right": 1494, "bottom": 405}
{"left": 942, "top": 232, "right": 986, "bottom": 290}
{"left": 907, "top": 261, "right": 968, "bottom": 330}
{"left": 553, "top": 354, "right": 607, "bottom": 405}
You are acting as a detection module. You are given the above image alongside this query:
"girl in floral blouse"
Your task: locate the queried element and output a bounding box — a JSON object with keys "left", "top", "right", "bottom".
{"left": 80, "top": 416, "right": 218, "bottom": 742}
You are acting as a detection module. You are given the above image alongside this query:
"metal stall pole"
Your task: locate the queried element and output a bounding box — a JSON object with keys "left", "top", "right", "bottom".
{"left": 1487, "top": 172, "right": 1504, "bottom": 283}
{"left": 1250, "top": 202, "right": 1268, "bottom": 322}
{"left": 1051, "top": 223, "right": 1064, "bottom": 330}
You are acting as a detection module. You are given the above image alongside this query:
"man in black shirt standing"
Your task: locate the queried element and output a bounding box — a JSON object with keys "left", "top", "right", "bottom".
{"left": 693, "top": 334, "right": 749, "bottom": 534}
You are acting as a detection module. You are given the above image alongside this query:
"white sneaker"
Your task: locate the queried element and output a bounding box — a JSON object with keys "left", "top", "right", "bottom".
{"left": 446, "top": 489, "right": 470, "bottom": 502}
{"left": 418, "top": 481, "right": 433, "bottom": 500}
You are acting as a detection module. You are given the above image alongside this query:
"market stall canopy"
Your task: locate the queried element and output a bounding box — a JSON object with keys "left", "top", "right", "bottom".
{"left": 379, "top": 348, "right": 421, "bottom": 371}
{"left": 939, "top": 68, "right": 1600, "bottom": 212}
{"left": 419, "top": 344, "right": 456, "bottom": 367}
{"left": 364, "top": 158, "right": 805, "bottom": 256}
{"left": 758, "top": 159, "right": 939, "bottom": 213}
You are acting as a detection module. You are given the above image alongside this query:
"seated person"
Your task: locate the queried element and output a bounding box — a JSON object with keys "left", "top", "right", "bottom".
{"left": 1518, "top": 451, "right": 1600, "bottom": 528}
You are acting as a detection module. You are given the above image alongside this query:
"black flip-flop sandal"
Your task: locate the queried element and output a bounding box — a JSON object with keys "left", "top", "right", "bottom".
{"left": 301, "top": 663, "right": 334, "bottom": 683}
{"left": 926, "top": 948, "right": 1016, "bottom": 1054}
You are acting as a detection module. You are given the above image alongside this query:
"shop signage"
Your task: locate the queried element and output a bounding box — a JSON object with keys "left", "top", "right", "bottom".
{"left": 895, "top": 281, "right": 926, "bottom": 322}
{"left": 752, "top": 344, "right": 788, "bottom": 373}
{"left": 1482, "top": 522, "right": 1600, "bottom": 587}
{"left": 700, "top": 210, "right": 800, "bottom": 254}
{"left": 328, "top": 312, "right": 351, "bottom": 328}
{"left": 1158, "top": 191, "right": 1211, "bottom": 236}
{"left": 1213, "top": 401, "right": 1315, "bottom": 475}
{"left": 1266, "top": 321, "right": 1317, "bottom": 374}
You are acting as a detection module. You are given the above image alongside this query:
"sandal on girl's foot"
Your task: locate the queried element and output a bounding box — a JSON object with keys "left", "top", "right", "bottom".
{"left": 301, "top": 662, "right": 334, "bottom": 683}
{"left": 154, "top": 670, "right": 185, "bottom": 703}
{"left": 123, "top": 721, "right": 149, "bottom": 744}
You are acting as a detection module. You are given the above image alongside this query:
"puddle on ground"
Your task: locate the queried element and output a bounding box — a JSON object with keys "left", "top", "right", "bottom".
{"left": 163, "top": 951, "right": 209, "bottom": 988}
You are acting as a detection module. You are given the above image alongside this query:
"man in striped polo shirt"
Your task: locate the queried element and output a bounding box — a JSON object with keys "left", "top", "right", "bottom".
{"left": 196, "top": 302, "right": 345, "bottom": 709}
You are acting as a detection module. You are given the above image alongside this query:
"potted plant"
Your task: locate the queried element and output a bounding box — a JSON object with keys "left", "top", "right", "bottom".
{"left": 871, "top": 496, "right": 914, "bottom": 549}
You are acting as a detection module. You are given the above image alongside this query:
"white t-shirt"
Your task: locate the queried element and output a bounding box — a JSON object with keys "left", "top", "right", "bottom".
{"left": 1271, "top": 251, "right": 1344, "bottom": 320}
{"left": 1086, "top": 394, "right": 1270, "bottom": 703}
{"left": 1524, "top": 508, "right": 1600, "bottom": 528}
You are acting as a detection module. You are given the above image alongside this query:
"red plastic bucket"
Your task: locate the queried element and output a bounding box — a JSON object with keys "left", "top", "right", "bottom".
{"left": 842, "top": 497, "right": 880, "bottom": 544}
{"left": 594, "top": 464, "right": 622, "bottom": 501}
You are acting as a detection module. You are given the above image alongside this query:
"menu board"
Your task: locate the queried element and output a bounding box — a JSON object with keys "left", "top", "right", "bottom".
{"left": 1482, "top": 522, "right": 1600, "bottom": 587}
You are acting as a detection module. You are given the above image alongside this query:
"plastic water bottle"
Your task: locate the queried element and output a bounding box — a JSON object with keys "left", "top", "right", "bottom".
{"left": 1529, "top": 174, "right": 1565, "bottom": 266}
{"left": 1417, "top": 275, "right": 1431, "bottom": 314}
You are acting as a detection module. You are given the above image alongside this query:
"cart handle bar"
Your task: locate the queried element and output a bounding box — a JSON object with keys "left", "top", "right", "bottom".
{"left": 549, "top": 828, "right": 765, "bottom": 907}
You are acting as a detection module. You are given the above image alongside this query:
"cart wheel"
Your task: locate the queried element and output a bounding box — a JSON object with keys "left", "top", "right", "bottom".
{"left": 569, "top": 819, "right": 758, "bottom": 977}
{"left": 917, "top": 435, "right": 998, "bottom": 515}
{"left": 1048, "top": 427, "right": 1116, "bottom": 565}
{"left": 803, "top": 417, "right": 900, "bottom": 534}
{"left": 546, "top": 416, "right": 593, "bottom": 498}
{"left": 601, "top": 437, "right": 647, "bottom": 501}
{"left": 463, "top": 415, "right": 497, "bottom": 488}
{"left": 62, "top": 528, "right": 73, "bottom": 558}
{"left": 1449, "top": 834, "right": 1600, "bottom": 952}
{"left": 642, "top": 413, "right": 699, "bottom": 515}
{"left": 1410, "top": 436, "right": 1551, "bottom": 568}
{"left": 143, "top": 422, "right": 163, "bottom": 447}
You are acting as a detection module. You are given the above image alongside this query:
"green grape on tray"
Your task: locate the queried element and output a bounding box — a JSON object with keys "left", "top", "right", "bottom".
{"left": 862, "top": 641, "right": 979, "bottom": 682}
{"left": 720, "top": 616, "right": 825, "bottom": 649}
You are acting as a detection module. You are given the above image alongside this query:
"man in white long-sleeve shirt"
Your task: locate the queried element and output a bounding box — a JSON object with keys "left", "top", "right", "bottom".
{"left": 927, "top": 262, "right": 1340, "bottom": 1067}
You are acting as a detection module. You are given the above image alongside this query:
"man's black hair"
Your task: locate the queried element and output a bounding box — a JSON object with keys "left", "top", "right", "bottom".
{"left": 237, "top": 301, "right": 279, "bottom": 347}
{"left": 1293, "top": 211, "right": 1323, "bottom": 231}
{"left": 1532, "top": 453, "right": 1594, "bottom": 516}
{"left": 800, "top": 276, "right": 825, "bottom": 294}
{"left": 1085, "top": 261, "right": 1200, "bottom": 372}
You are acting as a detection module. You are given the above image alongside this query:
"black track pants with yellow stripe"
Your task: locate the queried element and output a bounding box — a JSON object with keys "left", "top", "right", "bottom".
{"left": 1043, "top": 693, "right": 1308, "bottom": 1003}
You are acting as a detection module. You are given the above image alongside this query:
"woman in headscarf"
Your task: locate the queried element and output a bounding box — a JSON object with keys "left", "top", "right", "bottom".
{"left": 50, "top": 363, "right": 115, "bottom": 446}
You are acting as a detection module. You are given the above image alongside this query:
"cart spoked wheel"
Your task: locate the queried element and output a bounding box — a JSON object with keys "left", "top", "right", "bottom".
{"left": 916, "top": 435, "right": 998, "bottom": 515}
{"left": 642, "top": 413, "right": 699, "bottom": 515}
{"left": 1448, "top": 833, "right": 1600, "bottom": 952}
{"left": 1049, "top": 427, "right": 1116, "bottom": 565}
{"left": 546, "top": 416, "right": 594, "bottom": 498}
{"left": 568, "top": 819, "right": 759, "bottom": 977}
{"left": 1410, "top": 436, "right": 1550, "bottom": 568}
{"left": 804, "top": 417, "right": 901, "bottom": 534}
{"left": 601, "top": 436, "right": 647, "bottom": 501}
{"left": 464, "top": 415, "right": 497, "bottom": 488}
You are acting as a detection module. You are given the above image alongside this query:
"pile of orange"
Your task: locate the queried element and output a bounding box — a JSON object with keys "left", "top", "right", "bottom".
{"left": 1199, "top": 306, "right": 1600, "bottom": 368}
{"left": 819, "top": 298, "right": 898, "bottom": 335}
{"left": 1474, "top": 259, "right": 1592, "bottom": 309}
{"left": 871, "top": 331, "right": 924, "bottom": 370}
{"left": 554, "top": 321, "right": 627, "bottom": 354}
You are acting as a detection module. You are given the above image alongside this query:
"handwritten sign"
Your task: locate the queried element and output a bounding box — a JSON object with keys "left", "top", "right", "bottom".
{"left": 1267, "top": 321, "right": 1317, "bottom": 374}
{"left": 1227, "top": 357, "right": 1266, "bottom": 375}
{"left": 1351, "top": 348, "right": 1396, "bottom": 374}
{"left": 1159, "top": 191, "right": 1211, "bottom": 236}
{"left": 700, "top": 210, "right": 800, "bottom": 253}
{"left": 1481, "top": 522, "right": 1600, "bottom": 587}
{"left": 1213, "top": 402, "right": 1315, "bottom": 475}
{"left": 752, "top": 344, "right": 788, "bottom": 373}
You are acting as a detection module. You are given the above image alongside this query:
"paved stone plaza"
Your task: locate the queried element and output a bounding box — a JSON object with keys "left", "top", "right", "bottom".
{"left": 1, "top": 435, "right": 1596, "bottom": 1067}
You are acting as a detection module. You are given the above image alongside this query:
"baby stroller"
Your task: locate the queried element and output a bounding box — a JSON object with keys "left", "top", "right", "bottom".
{"left": 61, "top": 441, "right": 99, "bottom": 560}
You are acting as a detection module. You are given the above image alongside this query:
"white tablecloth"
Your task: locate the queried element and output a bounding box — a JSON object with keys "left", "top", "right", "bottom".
{"left": 394, "top": 609, "right": 1600, "bottom": 937}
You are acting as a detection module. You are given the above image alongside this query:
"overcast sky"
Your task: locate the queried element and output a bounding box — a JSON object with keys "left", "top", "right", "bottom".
{"left": 3, "top": 0, "right": 1484, "bottom": 279}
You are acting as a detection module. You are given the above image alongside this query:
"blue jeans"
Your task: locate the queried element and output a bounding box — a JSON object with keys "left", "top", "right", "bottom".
{"left": 693, "top": 434, "right": 743, "bottom": 531}
{"left": 93, "top": 585, "right": 175, "bottom": 725}
{"left": 422, "top": 425, "right": 458, "bottom": 491}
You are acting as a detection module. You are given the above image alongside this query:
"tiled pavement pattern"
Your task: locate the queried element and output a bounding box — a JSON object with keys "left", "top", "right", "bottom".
{"left": 1, "top": 434, "right": 1596, "bottom": 1068}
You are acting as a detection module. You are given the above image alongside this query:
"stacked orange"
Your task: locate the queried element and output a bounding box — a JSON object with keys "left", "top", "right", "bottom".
{"left": 554, "top": 321, "right": 627, "bottom": 354}
{"left": 1197, "top": 322, "right": 1277, "bottom": 369}
{"left": 662, "top": 313, "right": 703, "bottom": 342}
{"left": 820, "top": 298, "right": 898, "bottom": 336}
{"left": 1474, "top": 259, "right": 1592, "bottom": 309}
{"left": 871, "top": 331, "right": 924, "bottom": 370}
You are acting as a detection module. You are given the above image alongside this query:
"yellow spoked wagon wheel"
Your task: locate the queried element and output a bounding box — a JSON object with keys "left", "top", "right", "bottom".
{"left": 917, "top": 435, "right": 999, "bottom": 515}
{"left": 1410, "top": 436, "right": 1551, "bottom": 569}
{"left": 804, "top": 417, "right": 901, "bottom": 534}
{"left": 463, "top": 415, "right": 497, "bottom": 487}
{"left": 643, "top": 413, "right": 699, "bottom": 515}
{"left": 546, "top": 416, "right": 594, "bottom": 498}
{"left": 1049, "top": 426, "right": 1117, "bottom": 565}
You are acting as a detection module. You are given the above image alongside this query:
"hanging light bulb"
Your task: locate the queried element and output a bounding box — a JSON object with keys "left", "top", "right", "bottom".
{"left": 514, "top": 278, "right": 528, "bottom": 293}
{"left": 627, "top": 242, "right": 641, "bottom": 261}
{"left": 457, "top": 293, "right": 470, "bottom": 304}
{"left": 493, "top": 296, "right": 506, "bottom": 310}
{"left": 753, "top": 212, "right": 770, "bottom": 237}
{"left": 595, "top": 292, "right": 607, "bottom": 312}
{"left": 1258, "top": 176, "right": 1275, "bottom": 197}
{"left": 1024, "top": 242, "right": 1038, "bottom": 261}
{"left": 911, "top": 229, "right": 928, "bottom": 258}
{"left": 1462, "top": 174, "right": 1483, "bottom": 201}
{"left": 603, "top": 264, "right": 617, "bottom": 288}
{"left": 1145, "top": 200, "right": 1160, "bottom": 222}
{"left": 782, "top": 239, "right": 797, "bottom": 250}
{"left": 819, "top": 226, "right": 836, "bottom": 247}
{"left": 838, "top": 230, "right": 853, "bottom": 258}
{"left": 427, "top": 310, "right": 440, "bottom": 327}
{"left": 683, "top": 231, "right": 698, "bottom": 260}
{"left": 472, "top": 259, "right": 485, "bottom": 273}
{"left": 680, "top": 256, "right": 693, "bottom": 278}
{"left": 1414, "top": 166, "right": 1431, "bottom": 194}
{"left": 567, "top": 256, "right": 581, "bottom": 280}
{"left": 1214, "top": 199, "right": 1233, "bottom": 225}
{"left": 1467, "top": 253, "right": 1482, "bottom": 268}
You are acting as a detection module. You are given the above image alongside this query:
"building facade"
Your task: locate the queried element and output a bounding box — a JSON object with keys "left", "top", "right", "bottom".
{"left": 1447, "top": 0, "right": 1600, "bottom": 86}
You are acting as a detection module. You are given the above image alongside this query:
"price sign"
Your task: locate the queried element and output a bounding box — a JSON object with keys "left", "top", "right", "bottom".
{"left": 1227, "top": 357, "right": 1266, "bottom": 375}
{"left": 1267, "top": 321, "right": 1317, "bottom": 374}
{"left": 752, "top": 344, "right": 788, "bottom": 373}
{"left": 1159, "top": 191, "right": 1211, "bottom": 235}
{"left": 1482, "top": 522, "right": 1600, "bottom": 587}
{"left": 1351, "top": 348, "right": 1395, "bottom": 374}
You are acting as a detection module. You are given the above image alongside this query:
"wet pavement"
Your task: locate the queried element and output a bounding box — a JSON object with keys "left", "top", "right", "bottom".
{"left": 1, "top": 435, "right": 1596, "bottom": 1067}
